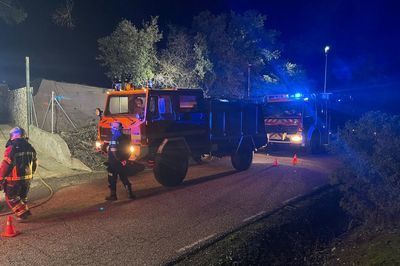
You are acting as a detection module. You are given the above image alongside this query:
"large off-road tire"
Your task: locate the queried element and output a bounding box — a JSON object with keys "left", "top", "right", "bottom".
{"left": 192, "top": 155, "right": 203, "bottom": 165}
{"left": 231, "top": 145, "right": 254, "bottom": 171}
{"left": 153, "top": 142, "right": 189, "bottom": 187}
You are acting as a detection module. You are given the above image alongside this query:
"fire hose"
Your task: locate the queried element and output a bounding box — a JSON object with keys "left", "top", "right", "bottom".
{"left": 0, "top": 172, "right": 55, "bottom": 217}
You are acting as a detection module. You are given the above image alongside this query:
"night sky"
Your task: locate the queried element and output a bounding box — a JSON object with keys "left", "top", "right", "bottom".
{"left": 0, "top": 0, "right": 399, "bottom": 112}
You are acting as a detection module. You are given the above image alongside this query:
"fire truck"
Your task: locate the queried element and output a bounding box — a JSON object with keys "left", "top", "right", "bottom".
{"left": 263, "top": 93, "right": 330, "bottom": 153}
{"left": 95, "top": 87, "right": 266, "bottom": 187}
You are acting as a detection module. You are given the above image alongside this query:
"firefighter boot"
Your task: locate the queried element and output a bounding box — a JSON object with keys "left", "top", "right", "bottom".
{"left": 105, "top": 186, "right": 117, "bottom": 201}
{"left": 105, "top": 192, "right": 117, "bottom": 201}
{"left": 106, "top": 174, "right": 118, "bottom": 201}
{"left": 125, "top": 185, "right": 135, "bottom": 200}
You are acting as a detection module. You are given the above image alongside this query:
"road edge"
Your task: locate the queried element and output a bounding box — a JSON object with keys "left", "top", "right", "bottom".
{"left": 163, "top": 184, "right": 334, "bottom": 266}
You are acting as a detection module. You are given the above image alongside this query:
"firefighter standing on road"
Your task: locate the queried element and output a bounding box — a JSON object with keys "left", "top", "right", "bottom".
{"left": 105, "top": 121, "right": 135, "bottom": 201}
{"left": 0, "top": 127, "right": 37, "bottom": 221}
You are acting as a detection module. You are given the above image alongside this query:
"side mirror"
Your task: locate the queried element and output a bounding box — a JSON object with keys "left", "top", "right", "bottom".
{"left": 95, "top": 108, "right": 103, "bottom": 117}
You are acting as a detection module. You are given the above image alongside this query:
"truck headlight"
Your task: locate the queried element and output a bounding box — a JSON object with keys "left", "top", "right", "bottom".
{"left": 291, "top": 134, "right": 303, "bottom": 143}
{"left": 95, "top": 141, "right": 102, "bottom": 149}
{"left": 130, "top": 145, "right": 135, "bottom": 153}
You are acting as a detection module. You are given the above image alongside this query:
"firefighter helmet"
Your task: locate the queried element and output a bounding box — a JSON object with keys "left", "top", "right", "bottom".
{"left": 111, "top": 121, "right": 123, "bottom": 130}
{"left": 9, "top": 127, "right": 24, "bottom": 140}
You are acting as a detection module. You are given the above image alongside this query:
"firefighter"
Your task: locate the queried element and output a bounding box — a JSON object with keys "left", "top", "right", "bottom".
{"left": 105, "top": 121, "right": 135, "bottom": 201}
{"left": 0, "top": 127, "right": 37, "bottom": 221}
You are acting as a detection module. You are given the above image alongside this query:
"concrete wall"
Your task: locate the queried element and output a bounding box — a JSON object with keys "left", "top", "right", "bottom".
{"left": 5, "top": 80, "right": 103, "bottom": 172}
{"left": 34, "top": 79, "right": 107, "bottom": 132}
{"left": 28, "top": 125, "right": 91, "bottom": 172}
{"left": 6, "top": 79, "right": 107, "bottom": 132}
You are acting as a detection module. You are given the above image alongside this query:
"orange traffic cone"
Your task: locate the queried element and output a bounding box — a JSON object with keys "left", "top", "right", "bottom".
{"left": 273, "top": 158, "right": 279, "bottom": 167}
{"left": 292, "top": 154, "right": 298, "bottom": 166}
{"left": 1, "top": 216, "right": 19, "bottom": 237}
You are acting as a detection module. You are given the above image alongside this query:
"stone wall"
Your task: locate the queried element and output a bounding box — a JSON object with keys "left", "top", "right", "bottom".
{"left": 0, "top": 85, "right": 10, "bottom": 122}
{"left": 8, "top": 87, "right": 29, "bottom": 130}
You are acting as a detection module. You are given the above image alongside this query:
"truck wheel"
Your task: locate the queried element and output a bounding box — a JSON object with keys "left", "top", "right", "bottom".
{"left": 193, "top": 155, "right": 203, "bottom": 164}
{"left": 231, "top": 146, "right": 254, "bottom": 171}
{"left": 154, "top": 143, "right": 189, "bottom": 187}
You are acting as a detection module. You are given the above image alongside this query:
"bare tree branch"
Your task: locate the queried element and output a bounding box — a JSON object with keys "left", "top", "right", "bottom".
{"left": 52, "top": 0, "right": 75, "bottom": 29}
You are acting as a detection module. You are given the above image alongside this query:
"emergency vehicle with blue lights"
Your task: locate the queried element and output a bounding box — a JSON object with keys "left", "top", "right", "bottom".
{"left": 263, "top": 93, "right": 330, "bottom": 153}
{"left": 95, "top": 84, "right": 266, "bottom": 187}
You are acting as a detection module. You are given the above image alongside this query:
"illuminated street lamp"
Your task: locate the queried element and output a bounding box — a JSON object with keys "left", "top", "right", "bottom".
{"left": 323, "top": 45, "right": 330, "bottom": 93}
{"left": 323, "top": 45, "right": 330, "bottom": 145}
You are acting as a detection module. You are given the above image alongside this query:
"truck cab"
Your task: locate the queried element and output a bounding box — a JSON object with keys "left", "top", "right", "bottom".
{"left": 96, "top": 88, "right": 208, "bottom": 161}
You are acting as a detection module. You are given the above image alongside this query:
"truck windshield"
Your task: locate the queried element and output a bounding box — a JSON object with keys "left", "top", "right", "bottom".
{"left": 264, "top": 101, "right": 302, "bottom": 118}
{"left": 107, "top": 95, "right": 146, "bottom": 118}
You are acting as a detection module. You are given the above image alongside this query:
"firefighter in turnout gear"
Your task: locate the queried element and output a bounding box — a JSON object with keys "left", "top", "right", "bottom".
{"left": 0, "top": 127, "right": 37, "bottom": 221}
{"left": 105, "top": 121, "right": 135, "bottom": 201}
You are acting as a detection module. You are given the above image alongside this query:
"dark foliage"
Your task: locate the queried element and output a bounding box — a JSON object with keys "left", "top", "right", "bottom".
{"left": 331, "top": 111, "right": 400, "bottom": 227}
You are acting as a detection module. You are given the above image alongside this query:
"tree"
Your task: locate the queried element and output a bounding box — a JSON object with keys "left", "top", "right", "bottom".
{"left": 0, "top": 0, "right": 75, "bottom": 28}
{"left": 192, "top": 10, "right": 304, "bottom": 99}
{"left": 331, "top": 111, "right": 400, "bottom": 227}
{"left": 155, "top": 26, "right": 213, "bottom": 89}
{"left": 192, "top": 10, "right": 281, "bottom": 98}
{"left": 97, "top": 17, "right": 162, "bottom": 86}
{"left": 0, "top": 0, "right": 27, "bottom": 24}
{"left": 52, "top": 0, "right": 75, "bottom": 29}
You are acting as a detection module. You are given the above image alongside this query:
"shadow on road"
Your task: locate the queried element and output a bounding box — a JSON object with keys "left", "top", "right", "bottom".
{"left": 22, "top": 168, "right": 263, "bottom": 223}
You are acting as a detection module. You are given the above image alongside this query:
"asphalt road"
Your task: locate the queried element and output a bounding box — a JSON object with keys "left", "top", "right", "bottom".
{"left": 0, "top": 152, "right": 339, "bottom": 265}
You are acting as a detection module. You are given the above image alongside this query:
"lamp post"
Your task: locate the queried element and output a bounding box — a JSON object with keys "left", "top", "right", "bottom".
{"left": 323, "top": 45, "right": 330, "bottom": 144}
{"left": 323, "top": 45, "right": 330, "bottom": 93}
{"left": 25, "top": 56, "right": 30, "bottom": 137}
{"left": 247, "top": 63, "right": 252, "bottom": 98}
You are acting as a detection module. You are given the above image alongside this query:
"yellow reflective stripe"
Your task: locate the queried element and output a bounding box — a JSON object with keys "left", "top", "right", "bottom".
{"left": 14, "top": 152, "right": 35, "bottom": 158}
{"left": 6, "top": 174, "right": 33, "bottom": 181}
{"left": 11, "top": 203, "right": 23, "bottom": 212}
{"left": 15, "top": 207, "right": 28, "bottom": 216}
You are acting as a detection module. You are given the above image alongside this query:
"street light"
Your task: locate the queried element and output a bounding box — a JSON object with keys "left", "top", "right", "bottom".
{"left": 323, "top": 45, "right": 330, "bottom": 145}
{"left": 323, "top": 45, "right": 330, "bottom": 93}
{"left": 247, "top": 63, "right": 252, "bottom": 98}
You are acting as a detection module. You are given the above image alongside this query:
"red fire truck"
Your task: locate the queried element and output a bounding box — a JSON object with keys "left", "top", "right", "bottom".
{"left": 263, "top": 93, "right": 330, "bottom": 153}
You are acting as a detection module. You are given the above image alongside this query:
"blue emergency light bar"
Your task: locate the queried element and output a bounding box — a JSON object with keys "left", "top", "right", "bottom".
{"left": 266, "top": 93, "right": 305, "bottom": 103}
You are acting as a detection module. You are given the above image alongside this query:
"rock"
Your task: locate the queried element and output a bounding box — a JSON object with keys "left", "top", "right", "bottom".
{"left": 60, "top": 124, "right": 106, "bottom": 170}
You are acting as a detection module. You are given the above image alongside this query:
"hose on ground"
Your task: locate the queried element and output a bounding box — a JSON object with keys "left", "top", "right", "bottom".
{"left": 0, "top": 172, "right": 55, "bottom": 217}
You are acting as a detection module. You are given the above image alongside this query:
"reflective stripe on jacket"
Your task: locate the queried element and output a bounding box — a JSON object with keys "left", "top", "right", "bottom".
{"left": 0, "top": 138, "right": 37, "bottom": 181}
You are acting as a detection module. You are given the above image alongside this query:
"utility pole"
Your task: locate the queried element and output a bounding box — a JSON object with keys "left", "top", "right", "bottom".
{"left": 323, "top": 46, "right": 330, "bottom": 144}
{"left": 25, "top": 56, "right": 30, "bottom": 137}
{"left": 323, "top": 46, "right": 330, "bottom": 93}
{"left": 247, "top": 63, "right": 252, "bottom": 98}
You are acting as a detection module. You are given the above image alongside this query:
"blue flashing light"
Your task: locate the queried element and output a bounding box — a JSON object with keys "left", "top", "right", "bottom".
{"left": 294, "top": 93, "right": 302, "bottom": 98}
{"left": 303, "top": 97, "right": 309, "bottom": 101}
